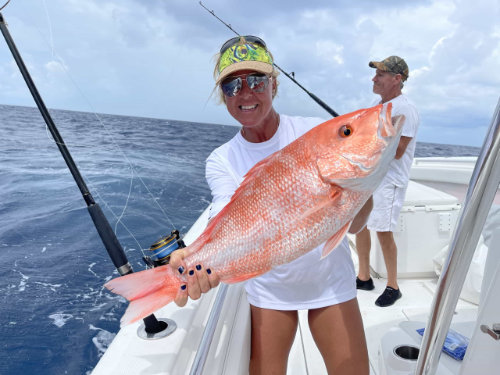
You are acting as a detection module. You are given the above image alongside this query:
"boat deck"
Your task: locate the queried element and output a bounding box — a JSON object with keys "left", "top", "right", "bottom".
{"left": 289, "top": 266, "right": 478, "bottom": 375}
{"left": 288, "top": 237, "right": 480, "bottom": 375}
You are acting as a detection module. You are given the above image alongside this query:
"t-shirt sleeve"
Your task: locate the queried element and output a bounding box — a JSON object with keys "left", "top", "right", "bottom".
{"left": 400, "top": 105, "right": 419, "bottom": 138}
{"left": 205, "top": 151, "right": 239, "bottom": 220}
{"left": 392, "top": 98, "right": 419, "bottom": 138}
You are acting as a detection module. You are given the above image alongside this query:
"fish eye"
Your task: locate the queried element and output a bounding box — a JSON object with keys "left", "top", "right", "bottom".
{"left": 339, "top": 124, "right": 353, "bottom": 138}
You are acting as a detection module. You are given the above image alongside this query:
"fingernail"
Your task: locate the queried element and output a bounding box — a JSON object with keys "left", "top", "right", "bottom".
{"left": 180, "top": 284, "right": 186, "bottom": 290}
{"left": 206, "top": 268, "right": 212, "bottom": 275}
{"left": 188, "top": 269, "right": 194, "bottom": 276}
{"left": 178, "top": 266, "right": 185, "bottom": 274}
{"left": 196, "top": 264, "right": 201, "bottom": 271}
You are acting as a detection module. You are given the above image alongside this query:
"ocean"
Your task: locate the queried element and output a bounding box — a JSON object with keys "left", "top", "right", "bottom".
{"left": 0, "top": 104, "right": 481, "bottom": 375}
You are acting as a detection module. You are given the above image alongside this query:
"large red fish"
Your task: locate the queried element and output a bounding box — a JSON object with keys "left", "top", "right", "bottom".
{"left": 105, "top": 104, "right": 404, "bottom": 325}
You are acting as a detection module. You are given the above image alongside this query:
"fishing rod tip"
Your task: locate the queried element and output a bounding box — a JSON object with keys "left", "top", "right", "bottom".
{"left": 0, "top": 0, "right": 12, "bottom": 12}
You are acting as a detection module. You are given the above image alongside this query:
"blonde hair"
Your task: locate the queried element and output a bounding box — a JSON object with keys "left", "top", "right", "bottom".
{"left": 212, "top": 50, "right": 280, "bottom": 104}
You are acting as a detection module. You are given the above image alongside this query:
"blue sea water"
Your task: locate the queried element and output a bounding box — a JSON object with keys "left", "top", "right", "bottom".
{"left": 0, "top": 104, "right": 480, "bottom": 375}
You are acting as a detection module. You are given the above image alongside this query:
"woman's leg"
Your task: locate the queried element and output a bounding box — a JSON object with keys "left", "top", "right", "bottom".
{"left": 308, "top": 298, "right": 369, "bottom": 375}
{"left": 249, "top": 304, "right": 298, "bottom": 375}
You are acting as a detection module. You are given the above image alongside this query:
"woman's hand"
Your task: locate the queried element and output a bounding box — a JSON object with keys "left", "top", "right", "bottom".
{"left": 169, "top": 249, "right": 221, "bottom": 307}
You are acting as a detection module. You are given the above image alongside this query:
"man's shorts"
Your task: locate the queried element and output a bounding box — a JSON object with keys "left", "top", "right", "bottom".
{"left": 367, "top": 182, "right": 407, "bottom": 232}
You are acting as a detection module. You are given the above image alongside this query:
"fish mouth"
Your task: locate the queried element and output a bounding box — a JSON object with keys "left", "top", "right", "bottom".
{"left": 340, "top": 154, "right": 376, "bottom": 173}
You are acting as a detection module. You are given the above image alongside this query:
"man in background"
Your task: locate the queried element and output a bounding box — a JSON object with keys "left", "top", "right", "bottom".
{"left": 355, "top": 56, "right": 420, "bottom": 307}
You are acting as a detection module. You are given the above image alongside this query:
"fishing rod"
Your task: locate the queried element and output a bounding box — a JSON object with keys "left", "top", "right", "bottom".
{"left": 199, "top": 1, "right": 339, "bottom": 117}
{"left": 0, "top": 11, "right": 167, "bottom": 335}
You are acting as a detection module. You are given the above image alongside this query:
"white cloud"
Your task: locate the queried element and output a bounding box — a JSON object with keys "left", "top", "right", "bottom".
{"left": 45, "top": 59, "right": 67, "bottom": 73}
{"left": 0, "top": 0, "right": 498, "bottom": 146}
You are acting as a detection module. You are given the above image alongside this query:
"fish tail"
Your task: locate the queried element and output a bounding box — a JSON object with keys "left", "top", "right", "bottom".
{"left": 104, "top": 265, "right": 182, "bottom": 326}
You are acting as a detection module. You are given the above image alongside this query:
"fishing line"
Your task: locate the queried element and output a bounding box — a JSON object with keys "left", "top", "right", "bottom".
{"left": 21, "top": 2, "right": 178, "bottom": 256}
{"left": 41, "top": 0, "right": 55, "bottom": 59}
{"left": 41, "top": 115, "right": 145, "bottom": 254}
{"left": 0, "top": 0, "right": 10, "bottom": 11}
{"left": 32, "top": 4, "right": 147, "bottom": 254}
{"left": 41, "top": 109, "right": 142, "bottom": 253}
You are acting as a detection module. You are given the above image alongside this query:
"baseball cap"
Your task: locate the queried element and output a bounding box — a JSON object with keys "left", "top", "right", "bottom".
{"left": 369, "top": 56, "right": 409, "bottom": 81}
{"left": 216, "top": 36, "right": 274, "bottom": 84}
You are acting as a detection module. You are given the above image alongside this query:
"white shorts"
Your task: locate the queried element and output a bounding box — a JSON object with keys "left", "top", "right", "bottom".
{"left": 367, "top": 182, "right": 407, "bottom": 232}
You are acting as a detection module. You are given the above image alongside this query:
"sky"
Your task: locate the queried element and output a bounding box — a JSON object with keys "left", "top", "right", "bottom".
{"left": 0, "top": 0, "right": 499, "bottom": 147}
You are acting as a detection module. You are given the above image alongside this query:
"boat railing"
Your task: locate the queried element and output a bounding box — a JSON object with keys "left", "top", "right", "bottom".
{"left": 415, "top": 97, "right": 500, "bottom": 374}
{"left": 189, "top": 283, "right": 229, "bottom": 375}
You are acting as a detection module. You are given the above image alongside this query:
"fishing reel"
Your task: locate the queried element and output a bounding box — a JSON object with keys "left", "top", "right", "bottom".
{"left": 143, "top": 229, "right": 186, "bottom": 268}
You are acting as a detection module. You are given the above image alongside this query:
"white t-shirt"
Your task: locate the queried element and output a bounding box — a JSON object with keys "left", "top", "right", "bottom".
{"left": 205, "top": 114, "right": 356, "bottom": 310}
{"left": 378, "top": 94, "right": 420, "bottom": 187}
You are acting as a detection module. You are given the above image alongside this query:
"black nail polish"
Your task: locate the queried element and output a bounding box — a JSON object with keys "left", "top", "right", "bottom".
{"left": 188, "top": 269, "right": 194, "bottom": 276}
{"left": 196, "top": 264, "right": 201, "bottom": 271}
{"left": 178, "top": 266, "right": 185, "bottom": 274}
{"left": 180, "top": 284, "right": 186, "bottom": 290}
{"left": 206, "top": 268, "right": 212, "bottom": 275}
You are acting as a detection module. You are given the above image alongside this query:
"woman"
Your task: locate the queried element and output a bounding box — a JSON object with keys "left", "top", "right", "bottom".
{"left": 170, "top": 36, "right": 370, "bottom": 375}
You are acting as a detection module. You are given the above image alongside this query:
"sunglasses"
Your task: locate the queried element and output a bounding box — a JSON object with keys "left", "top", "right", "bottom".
{"left": 220, "top": 73, "right": 271, "bottom": 97}
{"left": 219, "top": 35, "right": 267, "bottom": 55}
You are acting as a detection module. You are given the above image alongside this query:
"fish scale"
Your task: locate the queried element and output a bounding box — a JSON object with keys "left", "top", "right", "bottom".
{"left": 105, "top": 103, "right": 404, "bottom": 326}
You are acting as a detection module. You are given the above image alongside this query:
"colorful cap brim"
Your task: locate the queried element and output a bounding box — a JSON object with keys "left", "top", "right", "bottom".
{"left": 216, "top": 61, "right": 274, "bottom": 84}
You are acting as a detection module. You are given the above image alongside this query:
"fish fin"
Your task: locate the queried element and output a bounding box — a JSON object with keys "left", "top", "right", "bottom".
{"left": 230, "top": 152, "right": 275, "bottom": 201}
{"left": 104, "top": 265, "right": 182, "bottom": 326}
{"left": 321, "top": 222, "right": 351, "bottom": 259}
{"left": 243, "top": 152, "right": 275, "bottom": 177}
{"left": 299, "top": 188, "right": 341, "bottom": 220}
{"left": 120, "top": 286, "right": 178, "bottom": 326}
